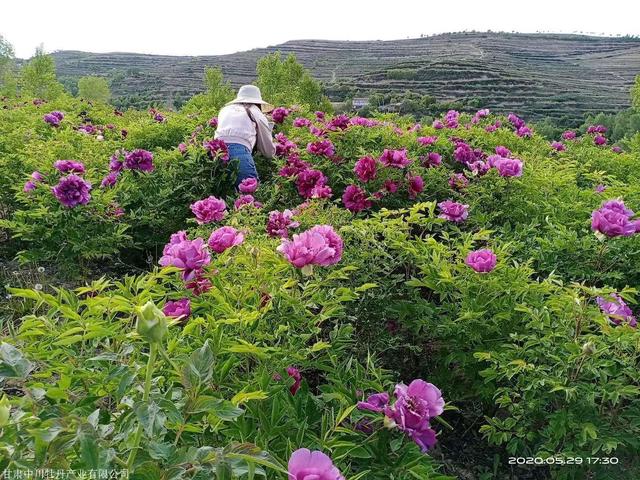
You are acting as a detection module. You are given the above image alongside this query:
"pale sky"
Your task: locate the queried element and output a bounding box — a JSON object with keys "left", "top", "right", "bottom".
{"left": 2, "top": 0, "right": 639, "bottom": 59}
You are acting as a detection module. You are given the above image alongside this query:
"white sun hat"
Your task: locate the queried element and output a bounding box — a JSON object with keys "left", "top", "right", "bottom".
{"left": 228, "top": 85, "right": 274, "bottom": 111}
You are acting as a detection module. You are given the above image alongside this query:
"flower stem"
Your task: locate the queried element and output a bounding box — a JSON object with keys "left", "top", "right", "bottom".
{"left": 126, "top": 343, "right": 157, "bottom": 469}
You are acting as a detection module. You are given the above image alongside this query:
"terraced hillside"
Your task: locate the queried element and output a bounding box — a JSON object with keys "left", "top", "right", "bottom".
{"left": 51, "top": 32, "right": 640, "bottom": 121}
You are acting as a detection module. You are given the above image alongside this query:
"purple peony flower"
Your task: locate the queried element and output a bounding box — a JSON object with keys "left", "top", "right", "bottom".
{"left": 444, "top": 110, "right": 460, "bottom": 128}
{"left": 494, "top": 157, "right": 523, "bottom": 177}
{"left": 594, "top": 134, "right": 607, "bottom": 146}
{"left": 31, "top": 171, "right": 45, "bottom": 182}
{"left": 438, "top": 200, "right": 469, "bottom": 223}
{"left": 384, "top": 379, "right": 444, "bottom": 452}
{"left": 287, "top": 366, "right": 302, "bottom": 395}
{"left": 612, "top": 146, "right": 623, "bottom": 154}
{"left": 203, "top": 139, "right": 230, "bottom": 162}
{"left": 516, "top": 126, "right": 532, "bottom": 138}
{"left": 287, "top": 448, "right": 344, "bottom": 480}
{"left": 208, "top": 117, "right": 218, "bottom": 128}
{"left": 591, "top": 200, "right": 637, "bottom": 237}
{"left": 238, "top": 177, "right": 259, "bottom": 193}
{"left": 208, "top": 226, "right": 245, "bottom": 254}
{"left": 495, "top": 146, "right": 511, "bottom": 157}
{"left": 307, "top": 139, "right": 335, "bottom": 158}
{"left": 353, "top": 156, "right": 378, "bottom": 182}
{"left": 407, "top": 174, "right": 424, "bottom": 199}
{"left": 267, "top": 210, "right": 300, "bottom": 238}
{"left": 595, "top": 184, "right": 607, "bottom": 193}
{"left": 54, "top": 160, "right": 86, "bottom": 174}
{"left": 432, "top": 120, "right": 444, "bottom": 129}
{"left": 453, "top": 142, "right": 478, "bottom": 165}
{"left": 159, "top": 236, "right": 211, "bottom": 281}
{"left": 293, "top": 117, "right": 312, "bottom": 128}
{"left": 326, "top": 114, "right": 351, "bottom": 131}
{"left": 100, "top": 172, "right": 119, "bottom": 188}
{"left": 124, "top": 149, "right": 154, "bottom": 172}
{"left": 507, "top": 113, "right": 526, "bottom": 129}
{"left": 51, "top": 175, "right": 92, "bottom": 208}
{"left": 587, "top": 124, "right": 607, "bottom": 134}
{"left": 23, "top": 181, "right": 36, "bottom": 192}
{"left": 342, "top": 185, "right": 372, "bottom": 212}
{"left": 357, "top": 392, "right": 389, "bottom": 413}
{"left": 315, "top": 111, "right": 326, "bottom": 121}
{"left": 551, "top": 141, "right": 566, "bottom": 151}
{"left": 379, "top": 149, "right": 411, "bottom": 168}
{"left": 277, "top": 225, "right": 343, "bottom": 269}
{"left": 596, "top": 294, "right": 637, "bottom": 327}
{"left": 465, "top": 249, "right": 497, "bottom": 273}
{"left": 190, "top": 196, "right": 227, "bottom": 224}
{"left": 275, "top": 133, "right": 298, "bottom": 158}
{"left": 296, "top": 169, "right": 328, "bottom": 199}
{"left": 272, "top": 107, "right": 290, "bottom": 124}
{"left": 417, "top": 136, "right": 437, "bottom": 146}
{"left": 422, "top": 152, "right": 442, "bottom": 168}
{"left": 562, "top": 130, "right": 577, "bottom": 140}
{"left": 163, "top": 298, "right": 191, "bottom": 319}
{"left": 234, "top": 194, "right": 263, "bottom": 210}
{"left": 449, "top": 173, "right": 469, "bottom": 190}
{"left": 44, "top": 111, "right": 64, "bottom": 127}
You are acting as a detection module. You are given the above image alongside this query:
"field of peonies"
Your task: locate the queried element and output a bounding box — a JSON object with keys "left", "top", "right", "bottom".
{"left": 1, "top": 93, "right": 640, "bottom": 479}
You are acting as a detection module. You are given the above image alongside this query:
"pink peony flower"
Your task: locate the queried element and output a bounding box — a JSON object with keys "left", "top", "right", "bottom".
{"left": 234, "top": 194, "right": 263, "bottom": 210}
{"left": 342, "top": 185, "right": 372, "bottom": 212}
{"left": 432, "top": 120, "right": 444, "bottom": 129}
{"left": 495, "top": 146, "right": 511, "bottom": 157}
{"left": 293, "top": 117, "right": 312, "bottom": 128}
{"left": 353, "top": 156, "right": 378, "bottom": 182}
{"left": 612, "top": 146, "right": 623, "bottom": 154}
{"left": 422, "top": 152, "right": 442, "bottom": 168}
{"left": 266, "top": 210, "right": 300, "bottom": 238}
{"left": 550, "top": 141, "right": 565, "bottom": 151}
{"left": 159, "top": 236, "right": 211, "bottom": 281}
{"left": 287, "top": 366, "right": 302, "bottom": 395}
{"left": 449, "top": 173, "right": 469, "bottom": 190}
{"left": 494, "top": 157, "right": 523, "bottom": 177}
{"left": 208, "top": 117, "right": 218, "bottom": 128}
{"left": 326, "top": 114, "right": 350, "bottom": 131}
{"left": 163, "top": 298, "right": 191, "bottom": 319}
{"left": 597, "top": 294, "right": 637, "bottom": 327}
{"left": 357, "top": 392, "right": 389, "bottom": 413}
{"left": 418, "top": 136, "right": 437, "bottom": 146}
{"left": 54, "top": 160, "right": 85, "bottom": 174}
{"left": 207, "top": 226, "right": 245, "bottom": 254}
{"left": 277, "top": 225, "right": 343, "bottom": 269}
{"left": 272, "top": 107, "right": 290, "bottom": 124}
{"left": 287, "top": 449, "right": 344, "bottom": 480}
{"left": 203, "top": 139, "right": 230, "bottom": 162}
{"left": 307, "top": 140, "right": 335, "bottom": 157}
{"left": 296, "top": 169, "right": 328, "bottom": 199}
{"left": 407, "top": 174, "right": 424, "bottom": 199}
{"left": 100, "top": 172, "right": 119, "bottom": 188}
{"left": 438, "top": 200, "right": 469, "bottom": 223}
{"left": 379, "top": 149, "right": 411, "bottom": 168}
{"left": 238, "top": 177, "right": 259, "bottom": 193}
{"left": 465, "top": 249, "right": 497, "bottom": 273}
{"left": 24, "top": 181, "right": 36, "bottom": 192}
{"left": 591, "top": 200, "right": 637, "bottom": 237}
{"left": 190, "top": 196, "right": 227, "bottom": 224}
{"left": 562, "top": 130, "right": 577, "bottom": 140}
{"left": 594, "top": 134, "right": 607, "bottom": 146}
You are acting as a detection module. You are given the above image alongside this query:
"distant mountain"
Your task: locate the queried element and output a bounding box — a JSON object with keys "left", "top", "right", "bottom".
{"left": 50, "top": 32, "right": 640, "bottom": 122}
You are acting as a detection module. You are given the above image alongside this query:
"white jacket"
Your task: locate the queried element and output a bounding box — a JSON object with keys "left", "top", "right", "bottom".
{"left": 214, "top": 104, "right": 276, "bottom": 159}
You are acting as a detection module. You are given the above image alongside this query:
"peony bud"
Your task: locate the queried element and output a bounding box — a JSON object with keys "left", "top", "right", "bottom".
{"left": 136, "top": 301, "right": 168, "bottom": 343}
{"left": 582, "top": 342, "right": 596, "bottom": 356}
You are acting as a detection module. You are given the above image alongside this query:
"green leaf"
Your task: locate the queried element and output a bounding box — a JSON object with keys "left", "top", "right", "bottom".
{"left": 0, "top": 343, "right": 34, "bottom": 380}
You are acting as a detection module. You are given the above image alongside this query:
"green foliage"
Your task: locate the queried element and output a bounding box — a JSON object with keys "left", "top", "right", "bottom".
{"left": 20, "top": 46, "right": 65, "bottom": 100}
{"left": 256, "top": 52, "right": 326, "bottom": 109}
{"left": 182, "top": 66, "right": 234, "bottom": 118}
{"left": 77, "top": 76, "right": 111, "bottom": 103}
{"left": 632, "top": 74, "right": 640, "bottom": 111}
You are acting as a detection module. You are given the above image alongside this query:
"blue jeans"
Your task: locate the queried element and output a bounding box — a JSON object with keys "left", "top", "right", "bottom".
{"left": 228, "top": 143, "right": 258, "bottom": 188}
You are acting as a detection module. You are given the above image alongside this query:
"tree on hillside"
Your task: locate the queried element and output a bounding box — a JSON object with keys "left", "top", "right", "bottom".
{"left": 632, "top": 74, "right": 640, "bottom": 111}
{"left": 0, "top": 34, "right": 18, "bottom": 97}
{"left": 20, "top": 46, "right": 65, "bottom": 100}
{"left": 181, "top": 66, "right": 234, "bottom": 116}
{"left": 78, "top": 76, "right": 111, "bottom": 103}
{"left": 256, "top": 52, "right": 327, "bottom": 110}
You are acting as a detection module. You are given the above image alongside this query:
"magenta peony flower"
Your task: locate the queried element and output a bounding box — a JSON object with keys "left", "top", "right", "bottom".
{"left": 279, "top": 154, "right": 309, "bottom": 177}
{"left": 293, "top": 117, "right": 312, "bottom": 128}
{"left": 417, "top": 136, "right": 437, "bottom": 146}
{"left": 124, "top": 149, "right": 154, "bottom": 172}
{"left": 277, "top": 225, "right": 343, "bottom": 269}
{"left": 353, "top": 156, "right": 377, "bottom": 182}
{"left": 587, "top": 124, "right": 607, "bottom": 134}
{"left": 190, "top": 196, "right": 227, "bottom": 224}
{"left": 208, "top": 226, "right": 245, "bottom": 254}
{"left": 153, "top": 113, "right": 165, "bottom": 123}
{"left": 421, "top": 152, "right": 442, "bottom": 168}
{"left": 234, "top": 194, "right": 263, "bottom": 210}
{"left": 494, "top": 157, "right": 523, "bottom": 177}
{"left": 342, "top": 185, "right": 372, "bottom": 213}
{"left": 185, "top": 273, "right": 212, "bottom": 296}
{"left": 52, "top": 175, "right": 92, "bottom": 208}
{"left": 612, "top": 146, "right": 623, "bottom": 154}
{"left": 597, "top": 294, "right": 637, "bottom": 327}
{"left": 272, "top": 107, "right": 290, "bottom": 124}
{"left": 595, "top": 184, "right": 607, "bottom": 193}
{"left": 315, "top": 111, "right": 326, "bottom": 121}
{"left": 591, "top": 200, "right": 637, "bottom": 237}
{"left": 208, "top": 117, "right": 218, "bottom": 128}
{"left": 383, "top": 179, "right": 399, "bottom": 194}
{"left": 178, "top": 143, "right": 187, "bottom": 154}
{"left": 507, "top": 113, "right": 525, "bottom": 129}
{"left": 44, "top": 111, "right": 64, "bottom": 127}
{"left": 266, "top": 210, "right": 300, "bottom": 238}
{"left": 594, "top": 134, "right": 607, "bottom": 146}
{"left": 438, "top": 200, "right": 469, "bottom": 223}
{"left": 203, "top": 139, "right": 230, "bottom": 162}
{"left": 357, "top": 392, "right": 389, "bottom": 413}
{"left": 444, "top": 110, "right": 460, "bottom": 128}
{"left": 379, "top": 149, "right": 411, "bottom": 168}
{"left": 495, "top": 146, "right": 511, "bottom": 157}
{"left": 23, "top": 181, "right": 36, "bottom": 192}
{"left": 326, "top": 114, "right": 350, "bottom": 131}
{"left": 100, "top": 172, "right": 119, "bottom": 188}
{"left": 31, "top": 171, "right": 45, "bottom": 182}
{"left": 287, "top": 449, "right": 344, "bottom": 480}
{"left": 449, "top": 173, "right": 469, "bottom": 190}
{"left": 468, "top": 160, "right": 490, "bottom": 176}
{"left": 407, "top": 174, "right": 424, "bottom": 199}
{"left": 384, "top": 379, "right": 444, "bottom": 452}
{"left": 238, "top": 177, "right": 259, "bottom": 193}
{"left": 432, "top": 120, "right": 444, "bottom": 129}
{"left": 562, "top": 130, "right": 577, "bottom": 140}
{"left": 163, "top": 298, "right": 191, "bottom": 319}
{"left": 465, "top": 249, "right": 497, "bottom": 273}
{"left": 287, "top": 366, "right": 302, "bottom": 395}
{"left": 551, "top": 141, "right": 566, "bottom": 151}
{"left": 296, "top": 169, "right": 328, "bottom": 199}
{"left": 453, "top": 142, "right": 477, "bottom": 165}
{"left": 307, "top": 140, "right": 335, "bottom": 157}
{"left": 350, "top": 116, "right": 379, "bottom": 127}
{"left": 54, "top": 160, "right": 85, "bottom": 174}
{"left": 159, "top": 236, "right": 211, "bottom": 281}
{"left": 275, "top": 133, "right": 298, "bottom": 158}
{"left": 516, "top": 126, "right": 532, "bottom": 138}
